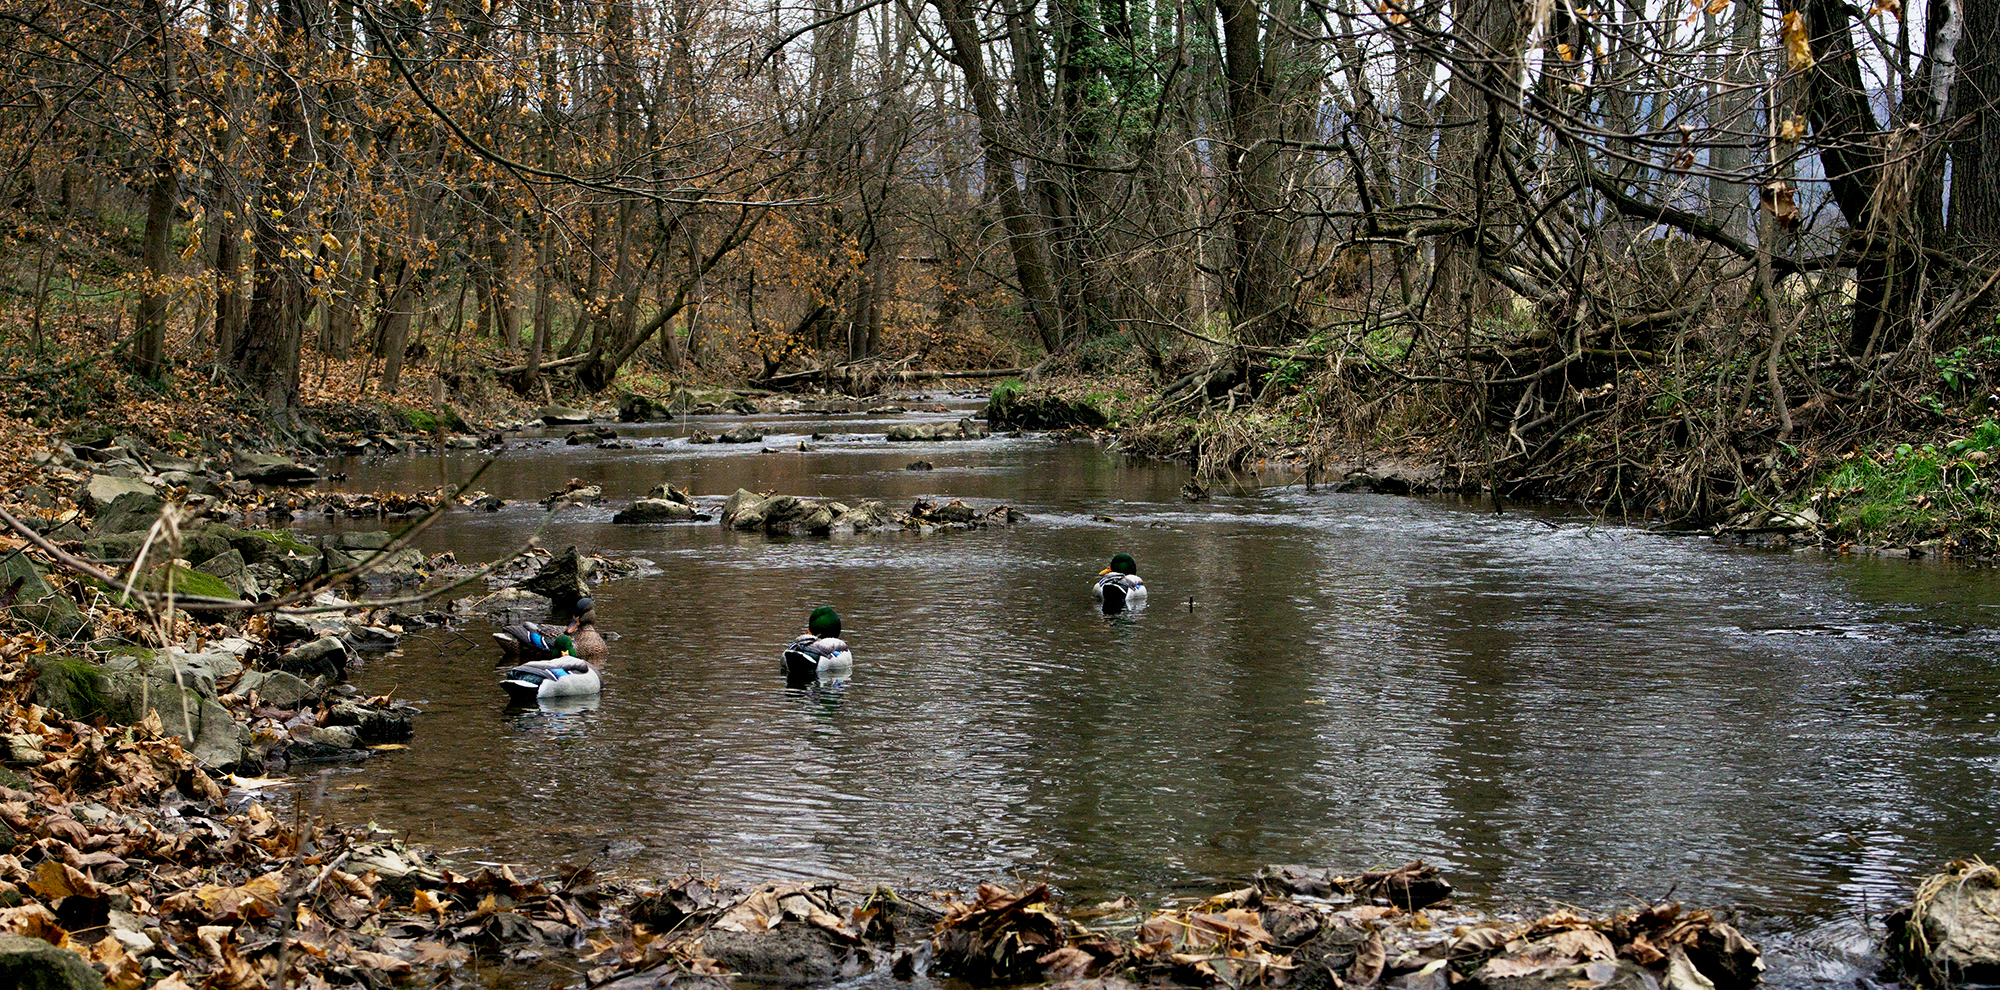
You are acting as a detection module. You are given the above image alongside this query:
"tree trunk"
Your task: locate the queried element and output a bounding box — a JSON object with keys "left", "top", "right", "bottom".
{"left": 233, "top": 0, "right": 315, "bottom": 416}
{"left": 131, "top": 0, "right": 178, "bottom": 379}
{"left": 931, "top": 0, "right": 1064, "bottom": 353}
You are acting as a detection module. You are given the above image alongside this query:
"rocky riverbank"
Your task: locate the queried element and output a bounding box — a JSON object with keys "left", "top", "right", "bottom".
{"left": 0, "top": 381, "right": 1993, "bottom": 989}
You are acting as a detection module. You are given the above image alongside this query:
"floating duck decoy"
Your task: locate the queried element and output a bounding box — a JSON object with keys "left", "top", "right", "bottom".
{"left": 783, "top": 606, "right": 853, "bottom": 686}
{"left": 500, "top": 635, "right": 602, "bottom": 702}
{"left": 493, "top": 596, "right": 609, "bottom": 663}
{"left": 1093, "top": 553, "right": 1148, "bottom": 612}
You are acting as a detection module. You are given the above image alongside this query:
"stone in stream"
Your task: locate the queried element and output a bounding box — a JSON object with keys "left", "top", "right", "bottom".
{"left": 1889, "top": 859, "right": 2000, "bottom": 986}
{"left": 538, "top": 404, "right": 594, "bottom": 426}
{"left": 613, "top": 498, "right": 703, "bottom": 523}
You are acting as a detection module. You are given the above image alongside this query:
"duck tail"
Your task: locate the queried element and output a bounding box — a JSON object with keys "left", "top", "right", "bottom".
{"left": 1101, "top": 582, "right": 1128, "bottom": 610}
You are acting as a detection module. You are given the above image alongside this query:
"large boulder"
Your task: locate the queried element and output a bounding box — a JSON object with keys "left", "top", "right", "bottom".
{"left": 274, "top": 635, "right": 349, "bottom": 682}
{"left": 233, "top": 451, "right": 320, "bottom": 485}
{"left": 108, "top": 650, "right": 244, "bottom": 699}
{"left": 195, "top": 549, "right": 261, "bottom": 599}
{"left": 31, "top": 655, "right": 247, "bottom": 770}
{"left": 886, "top": 419, "right": 991, "bottom": 442}
{"left": 618, "top": 392, "right": 678, "bottom": 422}
{"left": 233, "top": 669, "right": 319, "bottom": 708}
{"left": 0, "top": 933, "right": 104, "bottom": 990}
{"left": 719, "top": 424, "right": 765, "bottom": 444}
{"left": 0, "top": 553, "right": 89, "bottom": 640}
{"left": 77, "top": 474, "right": 158, "bottom": 512}
{"left": 209, "top": 525, "right": 322, "bottom": 584}
{"left": 1333, "top": 458, "right": 1445, "bottom": 495}
{"left": 519, "top": 546, "right": 591, "bottom": 608}
{"left": 614, "top": 498, "right": 702, "bottom": 523}
{"left": 721, "top": 490, "right": 892, "bottom": 535}
{"left": 321, "top": 531, "right": 427, "bottom": 586}
{"left": 538, "top": 405, "right": 594, "bottom": 426}
{"left": 92, "top": 489, "right": 165, "bottom": 534}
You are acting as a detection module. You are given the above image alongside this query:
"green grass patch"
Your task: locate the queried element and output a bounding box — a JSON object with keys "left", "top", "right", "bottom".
{"left": 1808, "top": 420, "right": 2000, "bottom": 542}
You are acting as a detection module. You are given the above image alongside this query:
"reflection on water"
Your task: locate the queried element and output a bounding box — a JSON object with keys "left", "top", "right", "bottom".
{"left": 299, "top": 402, "right": 2000, "bottom": 985}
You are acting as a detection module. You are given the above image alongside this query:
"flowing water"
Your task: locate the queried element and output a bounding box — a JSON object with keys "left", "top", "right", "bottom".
{"left": 294, "top": 397, "right": 2000, "bottom": 987}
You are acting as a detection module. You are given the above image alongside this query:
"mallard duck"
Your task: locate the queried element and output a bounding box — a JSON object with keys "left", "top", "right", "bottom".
{"left": 783, "top": 606, "right": 853, "bottom": 685}
{"left": 500, "top": 636, "right": 602, "bottom": 702}
{"left": 1094, "top": 553, "right": 1147, "bottom": 611}
{"left": 493, "top": 597, "right": 609, "bottom": 662}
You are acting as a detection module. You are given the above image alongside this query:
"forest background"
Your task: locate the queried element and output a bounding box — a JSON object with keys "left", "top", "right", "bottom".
{"left": 5, "top": 0, "right": 2000, "bottom": 547}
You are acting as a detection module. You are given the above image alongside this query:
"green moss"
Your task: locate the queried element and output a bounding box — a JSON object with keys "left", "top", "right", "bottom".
{"left": 32, "top": 656, "right": 111, "bottom": 720}
{"left": 400, "top": 407, "right": 442, "bottom": 432}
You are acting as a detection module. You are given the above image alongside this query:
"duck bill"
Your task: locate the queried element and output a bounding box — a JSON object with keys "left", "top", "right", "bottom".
{"left": 1099, "top": 567, "right": 1113, "bottom": 575}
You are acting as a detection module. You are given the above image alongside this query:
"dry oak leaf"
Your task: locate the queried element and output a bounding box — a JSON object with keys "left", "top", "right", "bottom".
{"left": 411, "top": 888, "right": 451, "bottom": 921}
{"left": 90, "top": 933, "right": 147, "bottom": 990}
{"left": 0, "top": 902, "right": 65, "bottom": 940}
{"left": 27, "top": 859, "right": 98, "bottom": 900}
{"left": 194, "top": 871, "right": 285, "bottom": 921}
{"left": 1781, "top": 11, "right": 1814, "bottom": 69}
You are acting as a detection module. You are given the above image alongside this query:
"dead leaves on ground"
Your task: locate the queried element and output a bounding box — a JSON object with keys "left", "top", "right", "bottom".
{"left": 0, "top": 669, "right": 615, "bottom": 989}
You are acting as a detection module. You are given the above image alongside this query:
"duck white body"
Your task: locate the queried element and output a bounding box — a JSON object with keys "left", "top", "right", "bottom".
{"left": 783, "top": 635, "right": 853, "bottom": 682}
{"left": 1094, "top": 554, "right": 1148, "bottom": 611}
{"left": 1093, "top": 572, "right": 1146, "bottom": 607}
{"left": 501, "top": 655, "right": 602, "bottom": 702}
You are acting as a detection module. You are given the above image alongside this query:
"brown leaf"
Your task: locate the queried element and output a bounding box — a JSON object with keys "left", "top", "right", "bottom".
{"left": 411, "top": 940, "right": 470, "bottom": 967}
{"left": 1349, "top": 933, "right": 1386, "bottom": 987}
{"left": 194, "top": 872, "right": 284, "bottom": 922}
{"left": 1040, "top": 945, "right": 1096, "bottom": 980}
{"left": 90, "top": 934, "right": 146, "bottom": 990}
{"left": 411, "top": 889, "right": 450, "bottom": 921}
{"left": 342, "top": 947, "right": 413, "bottom": 974}
{"left": 27, "top": 859, "right": 98, "bottom": 900}
{"left": 1780, "top": 11, "right": 1814, "bottom": 69}
{"left": 0, "top": 903, "right": 65, "bottom": 941}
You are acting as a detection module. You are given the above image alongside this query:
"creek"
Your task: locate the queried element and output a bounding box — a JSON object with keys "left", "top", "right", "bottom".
{"left": 294, "top": 397, "right": 2000, "bottom": 988}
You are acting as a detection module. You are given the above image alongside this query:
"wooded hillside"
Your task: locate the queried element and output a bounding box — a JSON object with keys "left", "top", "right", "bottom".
{"left": 4, "top": 0, "right": 1998, "bottom": 518}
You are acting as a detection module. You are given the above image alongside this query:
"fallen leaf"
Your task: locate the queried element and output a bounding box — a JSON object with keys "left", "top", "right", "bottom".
{"left": 27, "top": 859, "right": 97, "bottom": 900}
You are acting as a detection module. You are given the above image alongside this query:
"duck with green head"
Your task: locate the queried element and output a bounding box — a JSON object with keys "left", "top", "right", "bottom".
{"left": 1094, "top": 553, "right": 1147, "bottom": 611}
{"left": 493, "top": 596, "right": 609, "bottom": 663}
{"left": 500, "top": 634, "right": 602, "bottom": 702}
{"left": 783, "top": 606, "right": 853, "bottom": 686}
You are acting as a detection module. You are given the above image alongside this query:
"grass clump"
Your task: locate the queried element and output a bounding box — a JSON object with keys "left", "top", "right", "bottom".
{"left": 1809, "top": 420, "right": 2000, "bottom": 545}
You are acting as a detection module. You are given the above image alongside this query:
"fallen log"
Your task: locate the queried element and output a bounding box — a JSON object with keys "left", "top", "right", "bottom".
{"left": 494, "top": 353, "right": 588, "bottom": 376}
{"left": 759, "top": 365, "right": 1025, "bottom": 390}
